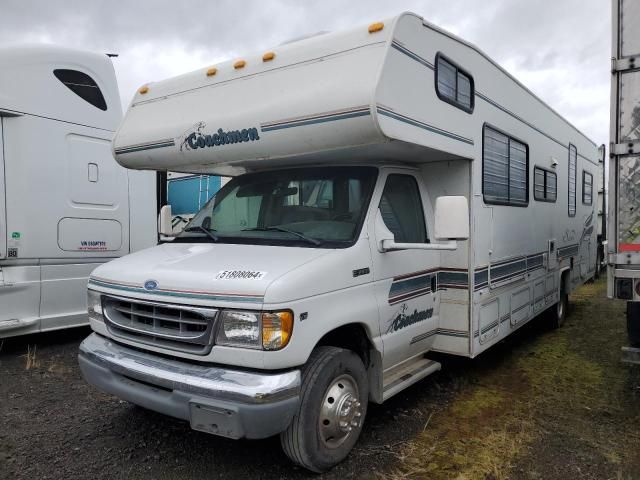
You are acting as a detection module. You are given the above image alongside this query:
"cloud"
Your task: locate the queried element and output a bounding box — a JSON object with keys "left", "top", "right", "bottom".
{"left": 0, "top": 0, "right": 610, "bottom": 143}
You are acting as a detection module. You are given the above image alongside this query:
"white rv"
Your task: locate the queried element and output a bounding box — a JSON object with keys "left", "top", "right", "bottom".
{"left": 78, "top": 13, "right": 598, "bottom": 471}
{"left": 0, "top": 45, "right": 156, "bottom": 338}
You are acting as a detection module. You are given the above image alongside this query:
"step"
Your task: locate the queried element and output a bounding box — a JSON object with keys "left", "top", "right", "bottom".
{"left": 382, "top": 355, "right": 441, "bottom": 402}
{"left": 622, "top": 346, "right": 640, "bottom": 365}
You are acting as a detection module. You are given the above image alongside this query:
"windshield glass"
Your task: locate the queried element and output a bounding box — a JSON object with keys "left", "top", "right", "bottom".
{"left": 176, "top": 166, "right": 378, "bottom": 248}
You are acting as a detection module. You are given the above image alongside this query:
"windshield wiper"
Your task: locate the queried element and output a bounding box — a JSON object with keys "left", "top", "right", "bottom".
{"left": 243, "top": 226, "right": 322, "bottom": 246}
{"left": 183, "top": 225, "right": 219, "bottom": 242}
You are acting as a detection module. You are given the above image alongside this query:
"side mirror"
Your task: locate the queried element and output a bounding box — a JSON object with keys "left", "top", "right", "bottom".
{"left": 158, "top": 204, "right": 173, "bottom": 237}
{"left": 375, "top": 195, "right": 468, "bottom": 252}
{"left": 434, "top": 196, "right": 469, "bottom": 241}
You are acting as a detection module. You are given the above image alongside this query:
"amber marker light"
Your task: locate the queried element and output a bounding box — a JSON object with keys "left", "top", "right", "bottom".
{"left": 262, "top": 311, "right": 294, "bottom": 350}
{"left": 234, "top": 60, "right": 246, "bottom": 69}
{"left": 206, "top": 67, "right": 217, "bottom": 77}
{"left": 263, "top": 51, "right": 276, "bottom": 62}
{"left": 138, "top": 85, "right": 149, "bottom": 94}
{"left": 368, "top": 22, "right": 384, "bottom": 33}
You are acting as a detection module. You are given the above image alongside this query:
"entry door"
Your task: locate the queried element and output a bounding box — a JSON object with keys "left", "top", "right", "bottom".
{"left": 369, "top": 172, "right": 439, "bottom": 369}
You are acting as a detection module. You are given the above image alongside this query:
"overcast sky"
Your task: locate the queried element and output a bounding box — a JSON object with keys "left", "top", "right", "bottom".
{"left": 1, "top": 0, "right": 611, "bottom": 144}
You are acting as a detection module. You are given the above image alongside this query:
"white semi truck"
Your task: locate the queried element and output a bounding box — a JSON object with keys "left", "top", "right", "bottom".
{"left": 0, "top": 45, "right": 157, "bottom": 338}
{"left": 79, "top": 14, "right": 598, "bottom": 471}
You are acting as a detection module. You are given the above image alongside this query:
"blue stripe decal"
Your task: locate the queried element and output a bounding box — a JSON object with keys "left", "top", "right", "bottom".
{"left": 115, "top": 140, "right": 175, "bottom": 155}
{"left": 437, "top": 270, "right": 469, "bottom": 288}
{"left": 411, "top": 327, "right": 469, "bottom": 345}
{"left": 437, "top": 328, "right": 469, "bottom": 338}
{"left": 88, "top": 279, "right": 264, "bottom": 304}
{"left": 491, "top": 259, "right": 527, "bottom": 280}
{"left": 389, "top": 274, "right": 433, "bottom": 299}
{"left": 558, "top": 244, "right": 579, "bottom": 258}
{"left": 391, "top": 41, "right": 434, "bottom": 70}
{"left": 474, "top": 253, "right": 545, "bottom": 291}
{"left": 261, "top": 109, "right": 370, "bottom": 132}
{"left": 377, "top": 107, "right": 474, "bottom": 145}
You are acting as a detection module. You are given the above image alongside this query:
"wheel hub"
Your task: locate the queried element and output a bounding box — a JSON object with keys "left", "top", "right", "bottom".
{"left": 318, "top": 374, "right": 362, "bottom": 448}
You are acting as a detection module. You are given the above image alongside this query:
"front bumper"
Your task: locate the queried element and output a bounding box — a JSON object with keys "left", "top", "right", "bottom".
{"left": 78, "top": 333, "right": 301, "bottom": 439}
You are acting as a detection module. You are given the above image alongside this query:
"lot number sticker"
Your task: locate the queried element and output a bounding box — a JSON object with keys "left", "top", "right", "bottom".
{"left": 215, "top": 270, "right": 267, "bottom": 280}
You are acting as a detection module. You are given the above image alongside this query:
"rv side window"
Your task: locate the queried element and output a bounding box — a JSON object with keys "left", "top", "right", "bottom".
{"left": 379, "top": 175, "right": 428, "bottom": 243}
{"left": 53, "top": 69, "right": 107, "bottom": 111}
{"left": 533, "top": 167, "right": 557, "bottom": 202}
{"left": 582, "top": 171, "right": 593, "bottom": 205}
{"left": 435, "top": 53, "right": 474, "bottom": 113}
{"left": 568, "top": 144, "right": 577, "bottom": 216}
{"left": 482, "top": 126, "right": 529, "bottom": 206}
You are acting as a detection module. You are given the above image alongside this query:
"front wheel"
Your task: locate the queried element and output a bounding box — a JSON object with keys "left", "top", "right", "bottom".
{"left": 280, "top": 346, "right": 368, "bottom": 473}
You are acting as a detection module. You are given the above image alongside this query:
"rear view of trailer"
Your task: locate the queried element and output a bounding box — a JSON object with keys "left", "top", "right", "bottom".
{"left": 610, "top": 0, "right": 640, "bottom": 350}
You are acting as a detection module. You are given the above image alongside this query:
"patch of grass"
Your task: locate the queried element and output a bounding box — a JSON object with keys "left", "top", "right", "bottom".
{"left": 23, "top": 345, "right": 39, "bottom": 370}
{"left": 382, "top": 279, "right": 640, "bottom": 479}
{"left": 384, "top": 367, "right": 535, "bottom": 479}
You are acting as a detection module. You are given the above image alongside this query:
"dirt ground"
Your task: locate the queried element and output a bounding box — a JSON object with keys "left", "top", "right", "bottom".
{"left": 1, "top": 278, "right": 640, "bottom": 479}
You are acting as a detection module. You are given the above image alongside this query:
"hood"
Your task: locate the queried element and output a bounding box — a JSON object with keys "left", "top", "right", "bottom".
{"left": 89, "top": 242, "right": 331, "bottom": 307}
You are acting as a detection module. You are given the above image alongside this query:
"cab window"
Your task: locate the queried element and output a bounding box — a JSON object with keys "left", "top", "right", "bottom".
{"left": 379, "top": 174, "right": 428, "bottom": 243}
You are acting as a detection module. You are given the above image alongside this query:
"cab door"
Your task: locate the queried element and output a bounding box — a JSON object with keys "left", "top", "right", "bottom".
{"left": 369, "top": 170, "right": 440, "bottom": 369}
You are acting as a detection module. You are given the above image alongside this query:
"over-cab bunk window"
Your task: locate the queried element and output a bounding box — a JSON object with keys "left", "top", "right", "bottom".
{"left": 482, "top": 125, "right": 529, "bottom": 206}
{"left": 435, "top": 53, "right": 474, "bottom": 113}
{"left": 534, "top": 167, "right": 557, "bottom": 202}
{"left": 53, "top": 69, "right": 107, "bottom": 111}
{"left": 582, "top": 171, "right": 593, "bottom": 205}
{"left": 568, "top": 144, "right": 577, "bottom": 216}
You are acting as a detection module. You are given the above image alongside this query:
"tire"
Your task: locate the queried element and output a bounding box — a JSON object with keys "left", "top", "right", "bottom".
{"left": 280, "top": 346, "right": 368, "bottom": 473}
{"left": 549, "top": 288, "right": 568, "bottom": 329}
{"left": 627, "top": 302, "right": 640, "bottom": 347}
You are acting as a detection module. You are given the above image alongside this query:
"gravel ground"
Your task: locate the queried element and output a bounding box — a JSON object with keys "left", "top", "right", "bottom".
{"left": 1, "top": 278, "right": 639, "bottom": 479}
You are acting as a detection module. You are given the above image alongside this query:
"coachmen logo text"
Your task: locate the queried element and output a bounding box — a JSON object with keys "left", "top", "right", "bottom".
{"left": 387, "top": 303, "right": 434, "bottom": 333}
{"left": 181, "top": 122, "right": 260, "bottom": 151}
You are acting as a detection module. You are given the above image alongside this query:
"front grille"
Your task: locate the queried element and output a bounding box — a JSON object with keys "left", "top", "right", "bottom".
{"left": 103, "top": 295, "right": 218, "bottom": 355}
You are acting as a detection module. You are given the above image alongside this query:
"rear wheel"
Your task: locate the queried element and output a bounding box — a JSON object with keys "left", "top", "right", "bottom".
{"left": 280, "top": 346, "right": 368, "bottom": 473}
{"left": 549, "top": 287, "right": 568, "bottom": 329}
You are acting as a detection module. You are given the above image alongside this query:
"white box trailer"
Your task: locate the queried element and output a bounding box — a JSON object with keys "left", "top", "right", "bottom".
{"left": 79, "top": 13, "right": 599, "bottom": 471}
{"left": 609, "top": 0, "right": 640, "bottom": 361}
{"left": 0, "top": 45, "right": 157, "bottom": 338}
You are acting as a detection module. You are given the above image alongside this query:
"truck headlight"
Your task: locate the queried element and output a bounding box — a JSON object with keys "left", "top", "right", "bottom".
{"left": 262, "top": 311, "right": 293, "bottom": 350}
{"left": 87, "top": 289, "right": 104, "bottom": 322}
{"left": 216, "top": 310, "right": 293, "bottom": 350}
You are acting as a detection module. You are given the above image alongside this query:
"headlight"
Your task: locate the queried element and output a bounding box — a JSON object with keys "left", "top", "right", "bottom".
{"left": 87, "top": 289, "right": 104, "bottom": 322}
{"left": 216, "top": 310, "right": 293, "bottom": 350}
{"left": 262, "top": 311, "right": 293, "bottom": 350}
{"left": 216, "top": 310, "right": 262, "bottom": 349}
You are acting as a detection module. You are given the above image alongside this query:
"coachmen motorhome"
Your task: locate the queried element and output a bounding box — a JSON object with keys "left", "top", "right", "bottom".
{"left": 78, "top": 13, "right": 599, "bottom": 471}
{"left": 0, "top": 45, "right": 156, "bottom": 338}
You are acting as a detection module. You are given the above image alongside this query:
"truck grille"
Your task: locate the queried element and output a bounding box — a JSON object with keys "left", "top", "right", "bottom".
{"left": 102, "top": 295, "right": 218, "bottom": 355}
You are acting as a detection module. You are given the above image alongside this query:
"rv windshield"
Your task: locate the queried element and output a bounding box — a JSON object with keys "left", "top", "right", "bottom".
{"left": 176, "top": 166, "right": 378, "bottom": 248}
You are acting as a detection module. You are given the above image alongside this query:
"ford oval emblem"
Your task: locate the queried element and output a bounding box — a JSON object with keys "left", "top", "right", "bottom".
{"left": 144, "top": 280, "right": 158, "bottom": 291}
